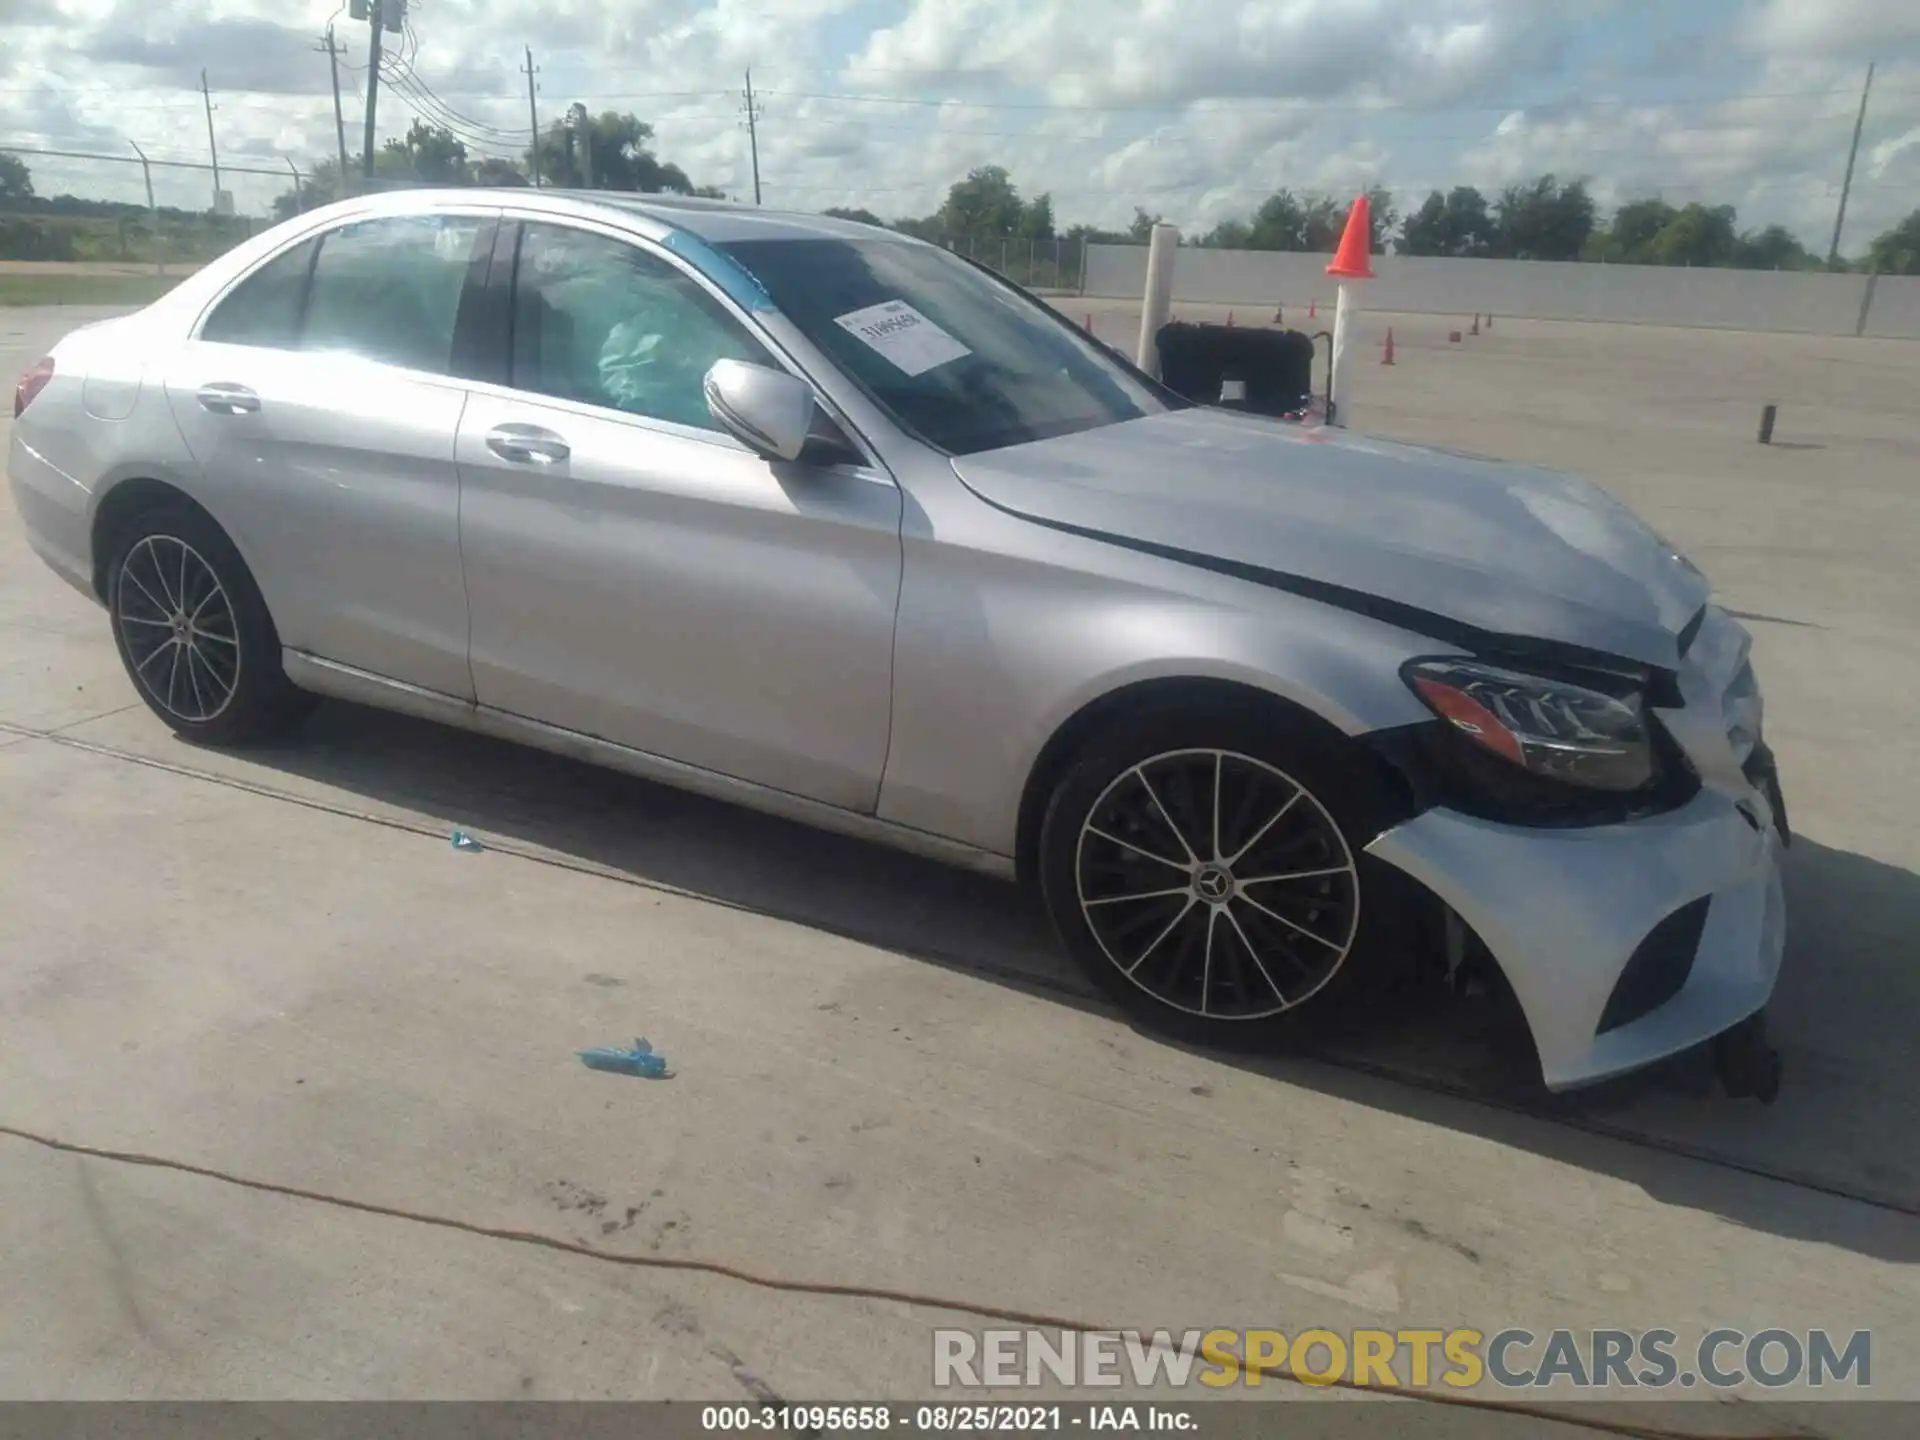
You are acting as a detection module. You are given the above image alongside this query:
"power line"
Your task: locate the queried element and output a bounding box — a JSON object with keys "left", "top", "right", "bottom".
{"left": 753, "top": 82, "right": 1909, "bottom": 115}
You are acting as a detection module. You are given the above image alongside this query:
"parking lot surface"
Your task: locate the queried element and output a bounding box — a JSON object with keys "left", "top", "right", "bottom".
{"left": 2, "top": 303, "right": 1916, "bottom": 1416}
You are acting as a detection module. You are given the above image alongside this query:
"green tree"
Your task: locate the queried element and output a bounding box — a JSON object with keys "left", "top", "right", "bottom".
{"left": 474, "top": 157, "right": 528, "bottom": 187}
{"left": 823, "top": 206, "right": 886, "bottom": 227}
{"left": 1361, "top": 186, "right": 1398, "bottom": 253}
{"left": 533, "top": 110, "right": 696, "bottom": 194}
{"left": 1866, "top": 208, "right": 1920, "bottom": 275}
{"left": 1731, "top": 225, "right": 1816, "bottom": 270}
{"left": 0, "top": 152, "right": 32, "bottom": 204}
{"left": 1495, "top": 174, "right": 1595, "bottom": 261}
{"left": 1062, "top": 221, "right": 1131, "bottom": 245}
{"left": 1599, "top": 197, "right": 1678, "bottom": 262}
{"left": 1127, "top": 208, "right": 1163, "bottom": 242}
{"left": 890, "top": 215, "right": 942, "bottom": 241}
{"left": 939, "top": 165, "right": 1027, "bottom": 237}
{"left": 1397, "top": 186, "right": 1499, "bottom": 257}
{"left": 1196, "top": 217, "right": 1252, "bottom": 248}
{"left": 1019, "top": 191, "right": 1056, "bottom": 240}
{"left": 383, "top": 121, "right": 472, "bottom": 185}
{"left": 1645, "top": 203, "right": 1738, "bottom": 267}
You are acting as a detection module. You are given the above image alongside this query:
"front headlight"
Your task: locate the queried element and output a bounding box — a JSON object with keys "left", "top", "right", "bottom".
{"left": 1402, "top": 657, "right": 1654, "bottom": 792}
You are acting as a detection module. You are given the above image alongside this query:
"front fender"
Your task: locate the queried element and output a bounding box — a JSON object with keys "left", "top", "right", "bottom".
{"left": 875, "top": 525, "right": 1441, "bottom": 856}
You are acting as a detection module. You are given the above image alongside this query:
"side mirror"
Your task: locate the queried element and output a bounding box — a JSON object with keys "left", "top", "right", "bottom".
{"left": 703, "top": 359, "right": 816, "bottom": 462}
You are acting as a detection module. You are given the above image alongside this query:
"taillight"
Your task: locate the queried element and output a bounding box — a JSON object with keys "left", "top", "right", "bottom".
{"left": 13, "top": 357, "right": 54, "bottom": 418}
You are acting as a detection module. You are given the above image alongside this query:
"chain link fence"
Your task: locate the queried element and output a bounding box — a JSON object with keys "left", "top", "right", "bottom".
{"left": 3, "top": 145, "right": 1093, "bottom": 297}
{"left": 1, "top": 145, "right": 303, "bottom": 269}
{"left": 937, "top": 232, "right": 1089, "bottom": 293}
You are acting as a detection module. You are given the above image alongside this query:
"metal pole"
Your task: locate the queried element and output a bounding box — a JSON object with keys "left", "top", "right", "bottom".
{"left": 1079, "top": 234, "right": 1089, "bottom": 295}
{"left": 285, "top": 157, "right": 303, "bottom": 213}
{"left": 1828, "top": 61, "right": 1875, "bottom": 270}
{"left": 200, "top": 69, "right": 222, "bottom": 210}
{"left": 324, "top": 26, "right": 351, "bottom": 196}
{"left": 524, "top": 46, "right": 542, "bottom": 187}
{"left": 1135, "top": 221, "right": 1179, "bottom": 375}
{"left": 362, "top": 2, "right": 385, "bottom": 183}
{"left": 1855, "top": 266, "right": 1880, "bottom": 338}
{"left": 744, "top": 70, "right": 762, "bottom": 205}
{"left": 129, "top": 140, "right": 162, "bottom": 276}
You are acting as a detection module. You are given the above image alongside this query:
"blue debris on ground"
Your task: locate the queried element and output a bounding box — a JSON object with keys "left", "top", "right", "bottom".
{"left": 578, "top": 1038, "right": 672, "bottom": 1079}
{"left": 450, "top": 829, "right": 484, "bottom": 851}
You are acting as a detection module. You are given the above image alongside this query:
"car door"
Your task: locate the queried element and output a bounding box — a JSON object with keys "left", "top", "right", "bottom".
{"left": 159, "top": 208, "right": 497, "bottom": 699}
{"left": 454, "top": 218, "right": 904, "bottom": 812}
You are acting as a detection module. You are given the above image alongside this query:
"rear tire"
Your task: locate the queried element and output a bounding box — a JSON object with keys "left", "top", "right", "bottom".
{"left": 1038, "top": 702, "right": 1416, "bottom": 1050}
{"left": 103, "top": 497, "right": 312, "bottom": 746}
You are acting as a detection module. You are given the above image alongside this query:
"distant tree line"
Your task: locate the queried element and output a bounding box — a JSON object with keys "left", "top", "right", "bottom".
{"left": 4, "top": 140, "right": 1918, "bottom": 276}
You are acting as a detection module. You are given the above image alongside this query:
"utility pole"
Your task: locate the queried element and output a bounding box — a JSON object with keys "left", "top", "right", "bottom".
{"left": 317, "top": 26, "right": 351, "bottom": 196}
{"left": 570, "top": 103, "right": 593, "bottom": 188}
{"left": 199, "top": 69, "right": 223, "bottom": 210}
{"left": 362, "top": 3, "right": 385, "bottom": 183}
{"left": 1828, "top": 61, "right": 1875, "bottom": 270}
{"left": 741, "top": 70, "right": 762, "bottom": 205}
{"left": 523, "top": 46, "right": 542, "bottom": 187}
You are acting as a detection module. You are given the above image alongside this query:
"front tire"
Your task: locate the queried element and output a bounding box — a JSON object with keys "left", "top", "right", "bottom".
{"left": 1038, "top": 704, "right": 1413, "bottom": 1049}
{"left": 104, "top": 498, "right": 311, "bottom": 745}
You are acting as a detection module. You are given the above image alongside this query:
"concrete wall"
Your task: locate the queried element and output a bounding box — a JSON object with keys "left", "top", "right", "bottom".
{"left": 1861, "top": 275, "right": 1920, "bottom": 340}
{"left": 1083, "top": 244, "right": 1920, "bottom": 339}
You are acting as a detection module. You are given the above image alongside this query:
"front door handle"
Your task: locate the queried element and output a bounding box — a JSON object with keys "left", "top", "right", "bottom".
{"left": 197, "top": 383, "right": 260, "bottom": 415}
{"left": 485, "top": 424, "right": 570, "bottom": 465}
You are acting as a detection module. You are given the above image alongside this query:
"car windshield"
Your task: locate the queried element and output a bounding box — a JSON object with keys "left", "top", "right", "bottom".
{"left": 719, "top": 235, "right": 1179, "bottom": 456}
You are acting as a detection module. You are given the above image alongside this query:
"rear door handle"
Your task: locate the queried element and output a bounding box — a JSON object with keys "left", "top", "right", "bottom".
{"left": 197, "top": 383, "right": 260, "bottom": 415}
{"left": 485, "top": 424, "right": 570, "bottom": 465}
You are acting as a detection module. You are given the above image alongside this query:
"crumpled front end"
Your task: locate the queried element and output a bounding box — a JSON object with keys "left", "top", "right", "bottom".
{"left": 1366, "top": 605, "right": 1788, "bottom": 1090}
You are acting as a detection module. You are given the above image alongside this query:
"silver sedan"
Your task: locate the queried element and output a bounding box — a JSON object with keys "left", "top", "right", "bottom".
{"left": 7, "top": 189, "right": 1789, "bottom": 1093}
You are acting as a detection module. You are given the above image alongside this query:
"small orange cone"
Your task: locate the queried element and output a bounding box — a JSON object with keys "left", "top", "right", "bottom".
{"left": 1325, "top": 193, "right": 1377, "bottom": 280}
{"left": 1382, "top": 329, "right": 1396, "bottom": 365}
{"left": 1470, "top": 314, "right": 1480, "bottom": 336}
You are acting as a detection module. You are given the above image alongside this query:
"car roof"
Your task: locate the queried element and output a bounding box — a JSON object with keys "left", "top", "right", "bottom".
{"left": 378, "top": 186, "right": 902, "bottom": 246}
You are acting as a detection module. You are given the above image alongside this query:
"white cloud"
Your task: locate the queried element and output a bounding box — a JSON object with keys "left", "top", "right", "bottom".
{"left": 0, "top": 0, "right": 1915, "bottom": 254}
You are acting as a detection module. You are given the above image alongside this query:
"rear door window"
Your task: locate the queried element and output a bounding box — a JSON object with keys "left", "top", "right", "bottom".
{"left": 200, "top": 238, "right": 317, "bottom": 348}
{"left": 302, "top": 214, "right": 492, "bottom": 375}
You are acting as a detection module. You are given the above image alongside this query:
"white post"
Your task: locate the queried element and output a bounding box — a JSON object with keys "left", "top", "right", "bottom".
{"left": 1328, "top": 281, "right": 1358, "bottom": 427}
{"left": 1135, "top": 222, "right": 1179, "bottom": 376}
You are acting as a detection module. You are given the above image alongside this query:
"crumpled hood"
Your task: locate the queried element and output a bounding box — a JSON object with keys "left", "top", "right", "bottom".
{"left": 950, "top": 409, "right": 1709, "bottom": 669}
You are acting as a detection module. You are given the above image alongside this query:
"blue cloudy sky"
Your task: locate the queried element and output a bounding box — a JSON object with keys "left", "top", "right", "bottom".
{"left": 3, "top": 0, "right": 1916, "bottom": 252}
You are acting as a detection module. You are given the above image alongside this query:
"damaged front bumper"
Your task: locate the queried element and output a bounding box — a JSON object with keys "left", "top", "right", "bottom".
{"left": 1366, "top": 784, "right": 1786, "bottom": 1091}
{"left": 1366, "top": 604, "right": 1787, "bottom": 1092}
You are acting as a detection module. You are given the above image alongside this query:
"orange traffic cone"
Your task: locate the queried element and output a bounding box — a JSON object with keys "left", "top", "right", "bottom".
{"left": 1470, "top": 314, "right": 1480, "bottom": 336}
{"left": 1325, "top": 193, "right": 1377, "bottom": 280}
{"left": 1382, "top": 329, "right": 1396, "bottom": 365}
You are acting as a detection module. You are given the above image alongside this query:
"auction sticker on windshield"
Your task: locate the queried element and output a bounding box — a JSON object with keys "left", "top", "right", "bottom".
{"left": 834, "top": 300, "right": 971, "bottom": 376}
